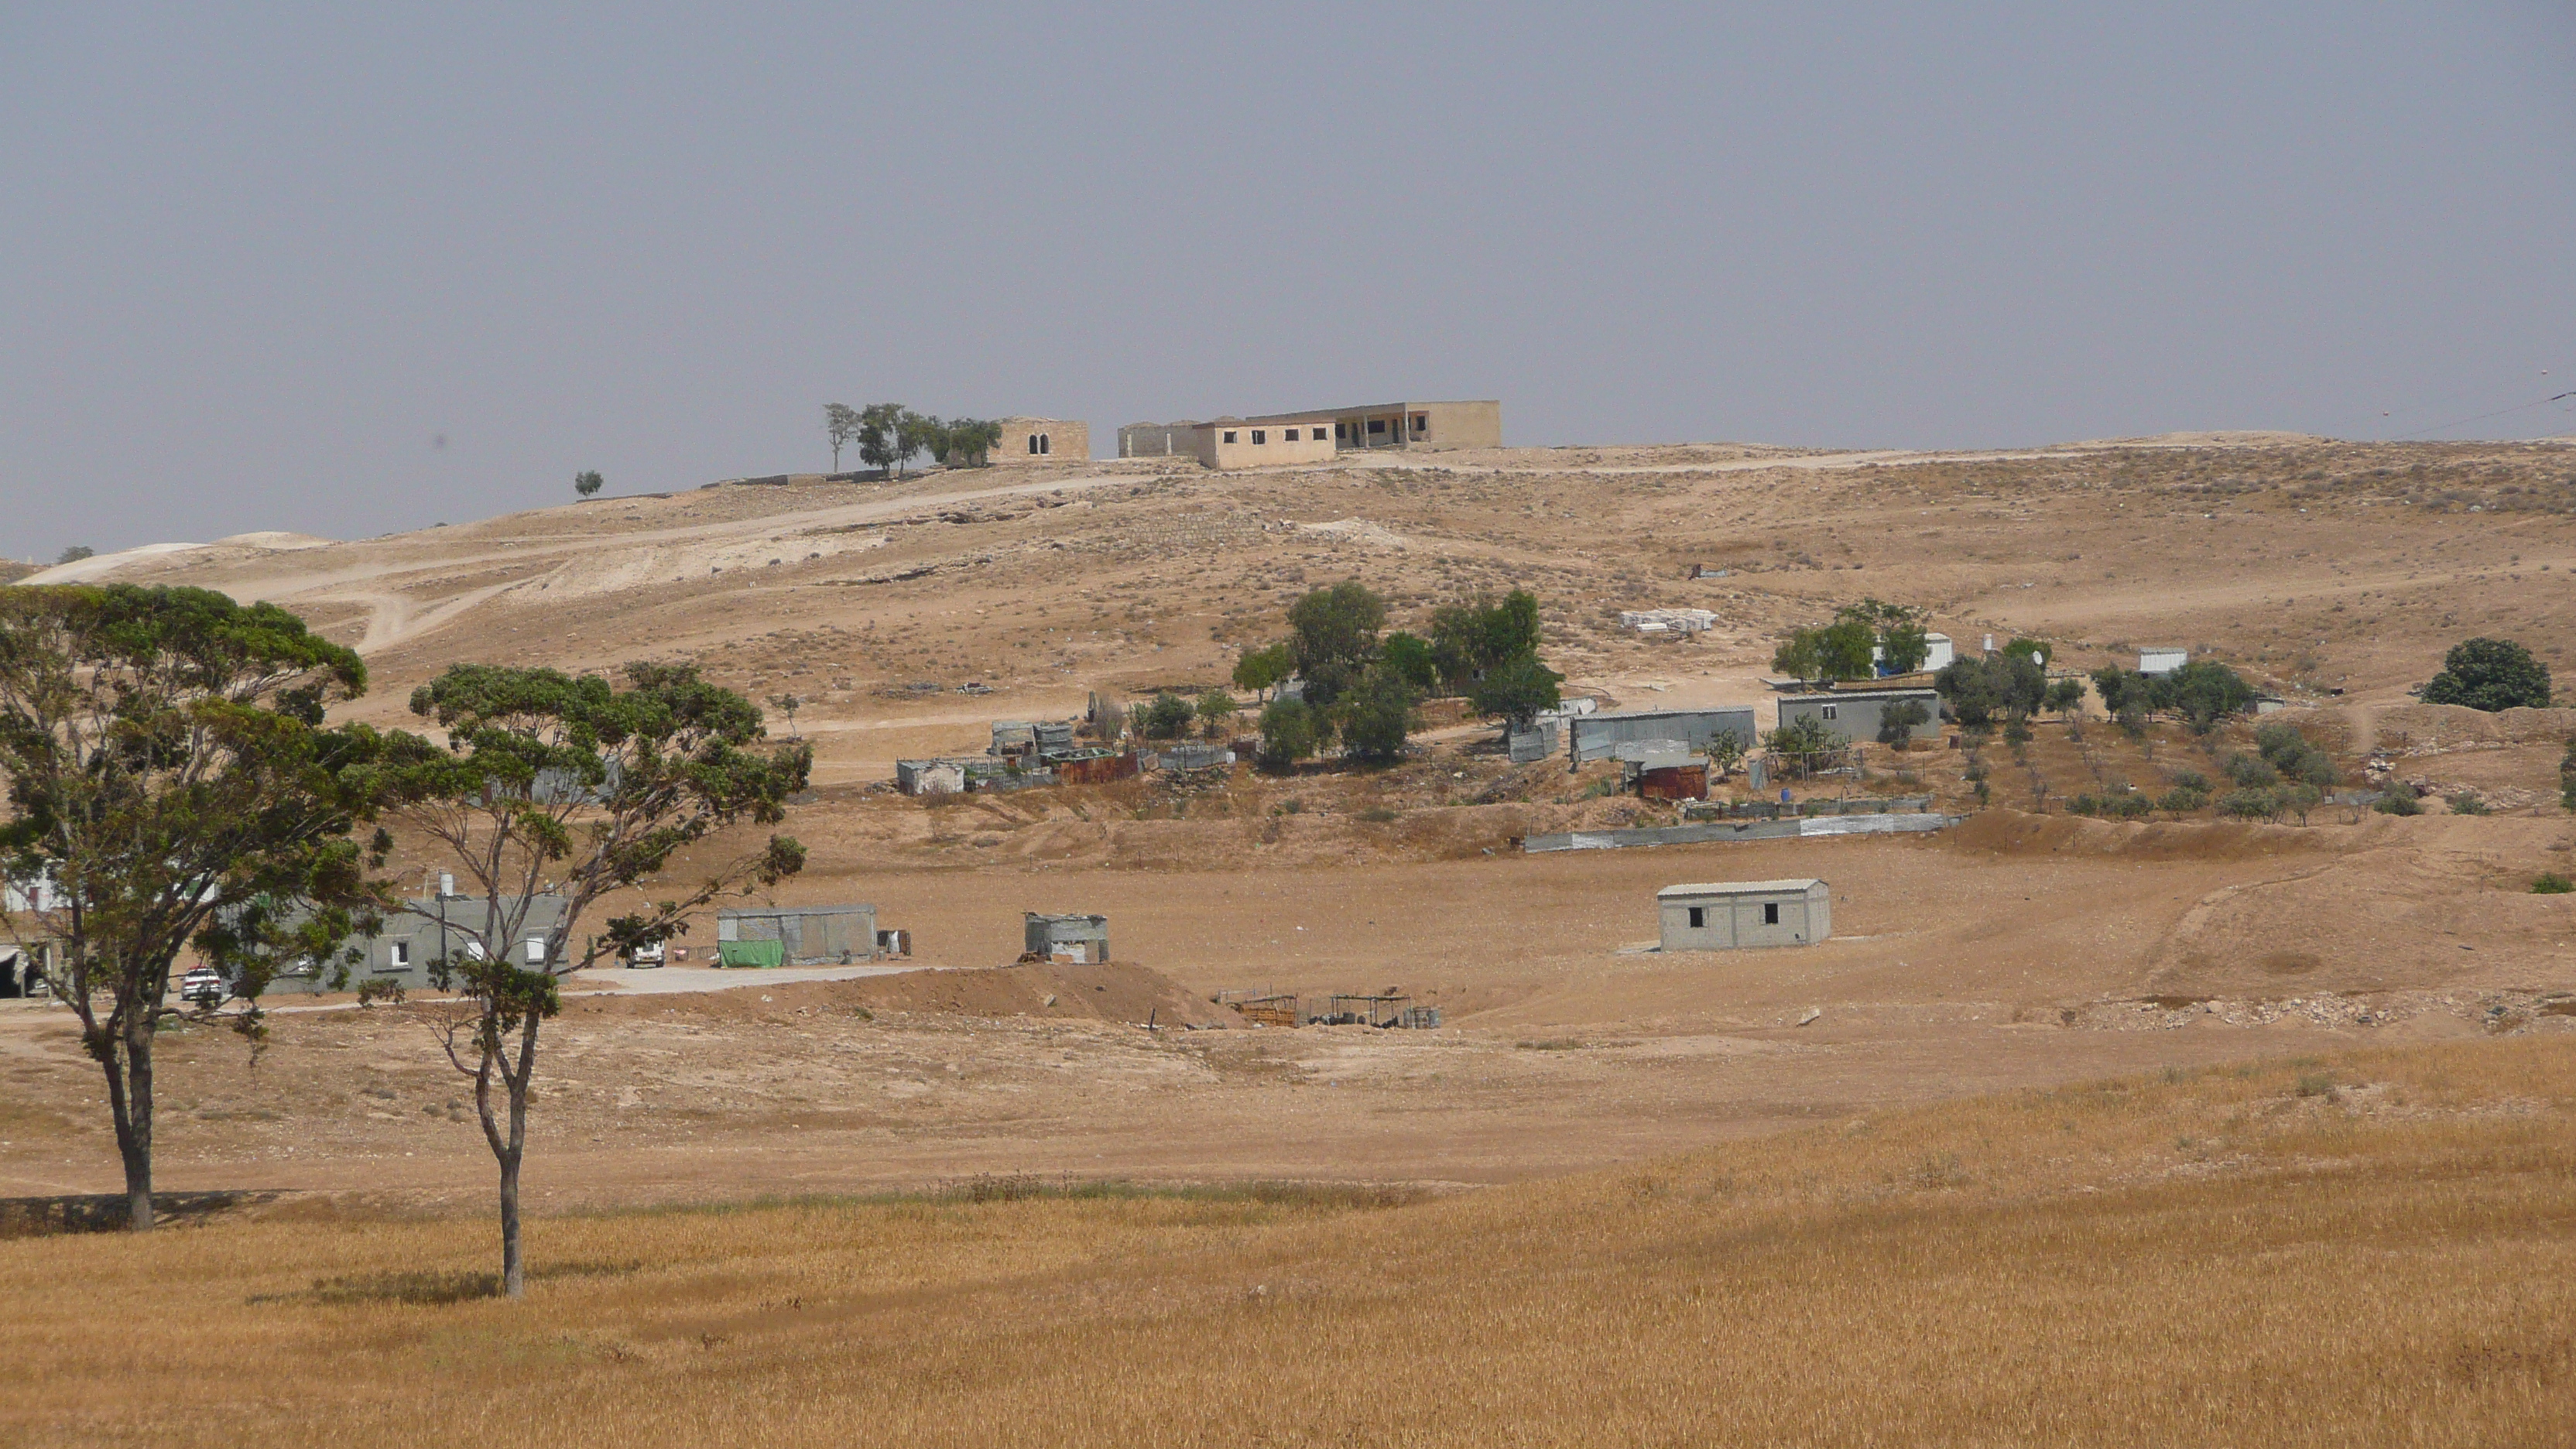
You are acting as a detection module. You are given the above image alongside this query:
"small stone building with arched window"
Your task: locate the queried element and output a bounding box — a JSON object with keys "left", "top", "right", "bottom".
{"left": 991, "top": 416, "right": 1089, "bottom": 465}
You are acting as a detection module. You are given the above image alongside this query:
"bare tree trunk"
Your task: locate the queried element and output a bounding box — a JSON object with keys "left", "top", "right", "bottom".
{"left": 101, "top": 1022, "right": 155, "bottom": 1231}
{"left": 497, "top": 1142, "right": 523, "bottom": 1298}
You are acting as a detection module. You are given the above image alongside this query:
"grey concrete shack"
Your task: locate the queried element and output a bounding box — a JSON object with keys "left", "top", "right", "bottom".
{"left": 1567, "top": 707, "right": 1757, "bottom": 764}
{"left": 1773, "top": 687, "right": 1940, "bottom": 745}
{"left": 1024, "top": 912, "right": 1109, "bottom": 963}
{"left": 716, "top": 904, "right": 879, "bottom": 967}
{"left": 1658, "top": 879, "right": 1831, "bottom": 952}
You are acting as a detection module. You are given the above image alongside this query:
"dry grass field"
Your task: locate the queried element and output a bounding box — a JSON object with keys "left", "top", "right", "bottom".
{"left": 7, "top": 434, "right": 2575, "bottom": 1441}
{"left": 7, "top": 1036, "right": 2574, "bottom": 1447}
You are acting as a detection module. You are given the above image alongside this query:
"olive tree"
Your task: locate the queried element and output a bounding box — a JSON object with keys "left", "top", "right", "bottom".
{"left": 0, "top": 585, "right": 387, "bottom": 1229}
{"left": 374, "top": 662, "right": 810, "bottom": 1296}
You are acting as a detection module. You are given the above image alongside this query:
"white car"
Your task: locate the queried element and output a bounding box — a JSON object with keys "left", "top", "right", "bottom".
{"left": 622, "top": 942, "right": 666, "bottom": 969}
{"left": 179, "top": 966, "right": 225, "bottom": 1005}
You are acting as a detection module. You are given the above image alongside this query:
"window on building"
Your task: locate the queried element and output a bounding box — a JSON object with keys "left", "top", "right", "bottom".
{"left": 525, "top": 937, "right": 549, "bottom": 964}
{"left": 1687, "top": 906, "right": 1705, "bottom": 929}
{"left": 1283, "top": 428, "right": 1300, "bottom": 441}
{"left": 1223, "top": 430, "right": 1238, "bottom": 444}
{"left": 1412, "top": 413, "right": 1428, "bottom": 433}
{"left": 1039, "top": 433, "right": 1050, "bottom": 454}
{"left": 1252, "top": 430, "right": 1266, "bottom": 444}
{"left": 1821, "top": 704, "right": 1838, "bottom": 720}
{"left": 1335, "top": 423, "right": 1348, "bottom": 439}
{"left": 1368, "top": 419, "right": 1388, "bottom": 434}
{"left": 1028, "top": 434, "right": 1040, "bottom": 454}
{"left": 389, "top": 940, "right": 410, "bottom": 967}
{"left": 1763, "top": 902, "right": 1780, "bottom": 926}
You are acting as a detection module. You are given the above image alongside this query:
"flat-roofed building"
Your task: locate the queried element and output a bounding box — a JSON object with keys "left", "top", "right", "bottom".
{"left": 1117, "top": 421, "right": 1200, "bottom": 458}
{"left": 1193, "top": 415, "right": 1338, "bottom": 469}
{"left": 992, "top": 416, "right": 1088, "bottom": 465}
{"left": 1658, "top": 879, "right": 1831, "bottom": 952}
{"left": 1330, "top": 399, "right": 1500, "bottom": 452}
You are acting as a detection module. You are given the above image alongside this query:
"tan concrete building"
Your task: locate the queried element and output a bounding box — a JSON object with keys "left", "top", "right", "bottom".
{"left": 1328, "top": 399, "right": 1500, "bottom": 452}
{"left": 1192, "top": 415, "right": 1338, "bottom": 469}
{"left": 1116, "top": 421, "right": 1198, "bottom": 458}
{"left": 990, "top": 416, "right": 1088, "bottom": 465}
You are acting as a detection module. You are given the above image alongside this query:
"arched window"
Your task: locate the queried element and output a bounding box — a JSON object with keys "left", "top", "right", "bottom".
{"left": 1028, "top": 434, "right": 1040, "bottom": 454}
{"left": 1039, "top": 433, "right": 1051, "bottom": 454}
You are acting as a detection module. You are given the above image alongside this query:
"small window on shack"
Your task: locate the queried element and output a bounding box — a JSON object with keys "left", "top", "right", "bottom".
{"left": 1223, "top": 430, "right": 1238, "bottom": 444}
{"left": 1283, "top": 428, "right": 1299, "bottom": 441}
{"left": 1368, "top": 418, "right": 1388, "bottom": 434}
{"left": 1028, "top": 434, "right": 1040, "bottom": 454}
{"left": 1821, "top": 704, "right": 1838, "bottom": 720}
{"left": 389, "top": 940, "right": 410, "bottom": 967}
{"left": 1412, "top": 413, "right": 1428, "bottom": 433}
{"left": 1687, "top": 906, "right": 1705, "bottom": 929}
{"left": 1763, "top": 902, "right": 1780, "bottom": 926}
{"left": 1335, "top": 423, "right": 1348, "bottom": 439}
{"left": 1252, "top": 430, "right": 1266, "bottom": 444}
{"left": 1039, "top": 433, "right": 1051, "bottom": 454}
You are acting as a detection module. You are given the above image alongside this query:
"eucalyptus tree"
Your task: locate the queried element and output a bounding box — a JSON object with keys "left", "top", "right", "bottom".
{"left": 376, "top": 661, "right": 810, "bottom": 1296}
{"left": 0, "top": 584, "right": 388, "bottom": 1229}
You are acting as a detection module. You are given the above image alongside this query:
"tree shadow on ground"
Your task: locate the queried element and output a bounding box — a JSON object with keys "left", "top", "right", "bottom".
{"left": 0, "top": 1190, "right": 280, "bottom": 1238}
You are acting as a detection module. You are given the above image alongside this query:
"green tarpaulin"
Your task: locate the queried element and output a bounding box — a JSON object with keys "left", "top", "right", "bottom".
{"left": 717, "top": 939, "right": 786, "bottom": 968}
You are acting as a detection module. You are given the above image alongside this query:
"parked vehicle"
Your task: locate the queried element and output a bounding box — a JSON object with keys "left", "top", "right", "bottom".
{"left": 622, "top": 941, "right": 666, "bottom": 969}
{"left": 179, "top": 966, "right": 225, "bottom": 1005}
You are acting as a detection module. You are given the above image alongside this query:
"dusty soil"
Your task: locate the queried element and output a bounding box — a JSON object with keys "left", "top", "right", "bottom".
{"left": 7, "top": 435, "right": 2574, "bottom": 1214}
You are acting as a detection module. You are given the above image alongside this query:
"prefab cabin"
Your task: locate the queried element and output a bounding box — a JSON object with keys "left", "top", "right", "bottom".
{"left": 1657, "top": 879, "right": 1831, "bottom": 951}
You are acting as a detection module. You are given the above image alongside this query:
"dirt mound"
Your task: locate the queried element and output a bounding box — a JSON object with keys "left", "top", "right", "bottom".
{"left": 1949, "top": 808, "right": 2345, "bottom": 862}
{"left": 597, "top": 961, "right": 1240, "bottom": 1029}
{"left": 2375, "top": 703, "right": 2576, "bottom": 750}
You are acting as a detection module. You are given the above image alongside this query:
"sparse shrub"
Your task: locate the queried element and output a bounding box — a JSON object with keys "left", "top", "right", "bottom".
{"left": 2532, "top": 873, "right": 2574, "bottom": 895}
{"left": 1357, "top": 807, "right": 1399, "bottom": 824}
{"left": 2222, "top": 752, "right": 2279, "bottom": 789}
{"left": 2159, "top": 785, "right": 2209, "bottom": 814}
{"left": 2294, "top": 1072, "right": 2338, "bottom": 1099}
{"left": 2167, "top": 768, "right": 2211, "bottom": 793}
{"left": 2448, "top": 792, "right": 2491, "bottom": 816}
{"left": 2219, "top": 789, "right": 2278, "bottom": 820}
{"left": 2374, "top": 788, "right": 2424, "bottom": 817}
{"left": 2254, "top": 722, "right": 2338, "bottom": 786}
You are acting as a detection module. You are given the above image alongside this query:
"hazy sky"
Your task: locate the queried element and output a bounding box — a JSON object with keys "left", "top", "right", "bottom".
{"left": 5, "top": 2, "right": 2573, "bottom": 559}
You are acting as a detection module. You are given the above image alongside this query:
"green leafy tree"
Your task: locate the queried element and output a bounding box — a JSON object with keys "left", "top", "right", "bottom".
{"left": 2001, "top": 638, "right": 2053, "bottom": 667}
{"left": 1876, "top": 698, "right": 1930, "bottom": 748}
{"left": 1468, "top": 653, "right": 1564, "bottom": 729}
{"left": 1937, "top": 653, "right": 2045, "bottom": 727}
{"left": 1772, "top": 621, "right": 1874, "bottom": 682}
{"left": 2163, "top": 660, "right": 2256, "bottom": 733}
{"left": 54, "top": 545, "right": 94, "bottom": 566}
{"left": 1255, "top": 697, "right": 1326, "bottom": 773}
{"left": 1286, "top": 581, "right": 1386, "bottom": 708}
{"left": 2044, "top": 678, "right": 2084, "bottom": 718}
{"left": 2254, "top": 722, "right": 2336, "bottom": 787}
{"left": 856, "top": 403, "right": 906, "bottom": 476}
{"left": 935, "top": 418, "right": 1004, "bottom": 467}
{"left": 1706, "top": 729, "right": 1746, "bottom": 776}
{"left": 1428, "top": 591, "right": 1544, "bottom": 688}
{"left": 1231, "top": 642, "right": 1293, "bottom": 703}
{"left": 1337, "top": 666, "right": 1419, "bottom": 764}
{"left": 0, "top": 585, "right": 387, "bottom": 1230}
{"left": 824, "top": 404, "right": 862, "bottom": 471}
{"left": 895, "top": 410, "right": 941, "bottom": 477}
{"left": 1132, "top": 691, "right": 1195, "bottom": 741}
{"left": 1381, "top": 632, "right": 1442, "bottom": 694}
{"left": 1194, "top": 688, "right": 1240, "bottom": 739}
{"left": 1766, "top": 714, "right": 1840, "bottom": 759}
{"left": 766, "top": 693, "right": 803, "bottom": 738}
{"left": 375, "top": 663, "right": 810, "bottom": 1296}
{"left": 1877, "top": 621, "right": 1932, "bottom": 675}
{"left": 574, "top": 470, "right": 603, "bottom": 499}
{"left": 2421, "top": 638, "right": 2552, "bottom": 712}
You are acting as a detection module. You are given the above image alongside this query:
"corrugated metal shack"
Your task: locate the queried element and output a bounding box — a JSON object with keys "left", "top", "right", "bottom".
{"left": 1567, "top": 707, "right": 1757, "bottom": 764}
{"left": 1048, "top": 748, "right": 1140, "bottom": 784}
{"left": 715, "top": 904, "right": 880, "bottom": 967}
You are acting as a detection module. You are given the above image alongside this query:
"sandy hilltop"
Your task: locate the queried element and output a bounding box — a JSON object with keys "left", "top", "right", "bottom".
{"left": 6, "top": 433, "right": 2576, "bottom": 1444}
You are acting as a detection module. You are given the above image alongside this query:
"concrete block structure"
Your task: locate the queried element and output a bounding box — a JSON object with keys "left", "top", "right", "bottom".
{"left": 1774, "top": 687, "right": 1941, "bottom": 745}
{"left": 1116, "top": 422, "right": 1200, "bottom": 458}
{"left": 1658, "top": 879, "right": 1831, "bottom": 952}
{"left": 2139, "top": 647, "right": 2189, "bottom": 677}
{"left": 1329, "top": 399, "right": 1501, "bottom": 452}
{"left": 716, "top": 904, "right": 880, "bottom": 967}
{"left": 1194, "top": 416, "right": 1338, "bottom": 470}
{"left": 1025, "top": 912, "right": 1109, "bottom": 963}
{"left": 991, "top": 417, "right": 1088, "bottom": 465}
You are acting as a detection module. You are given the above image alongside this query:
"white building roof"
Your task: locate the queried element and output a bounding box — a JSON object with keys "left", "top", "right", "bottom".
{"left": 1657, "top": 879, "right": 1825, "bottom": 899}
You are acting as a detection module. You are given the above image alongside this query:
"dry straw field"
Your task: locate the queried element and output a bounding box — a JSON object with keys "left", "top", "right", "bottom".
{"left": 9, "top": 1036, "right": 2573, "bottom": 1447}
